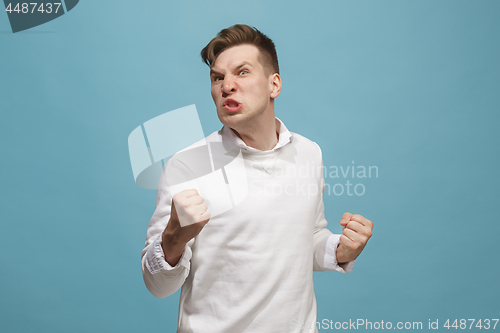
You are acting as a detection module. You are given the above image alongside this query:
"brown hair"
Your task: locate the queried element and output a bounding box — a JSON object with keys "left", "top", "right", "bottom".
{"left": 201, "top": 24, "right": 279, "bottom": 75}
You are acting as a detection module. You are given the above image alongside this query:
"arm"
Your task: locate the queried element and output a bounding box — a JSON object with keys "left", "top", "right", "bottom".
{"left": 141, "top": 159, "right": 210, "bottom": 298}
{"left": 311, "top": 142, "right": 374, "bottom": 272}
{"left": 312, "top": 170, "right": 356, "bottom": 273}
{"left": 141, "top": 158, "right": 188, "bottom": 298}
{"left": 312, "top": 142, "right": 354, "bottom": 272}
{"left": 141, "top": 234, "right": 192, "bottom": 299}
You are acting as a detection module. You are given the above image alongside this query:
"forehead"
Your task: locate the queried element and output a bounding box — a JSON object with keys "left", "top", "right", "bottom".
{"left": 212, "top": 44, "right": 263, "bottom": 71}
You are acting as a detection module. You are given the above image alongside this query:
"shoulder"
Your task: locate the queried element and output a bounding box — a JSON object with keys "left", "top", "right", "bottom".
{"left": 289, "top": 131, "right": 323, "bottom": 160}
{"left": 163, "top": 130, "right": 221, "bottom": 181}
{"left": 176, "top": 129, "right": 221, "bottom": 154}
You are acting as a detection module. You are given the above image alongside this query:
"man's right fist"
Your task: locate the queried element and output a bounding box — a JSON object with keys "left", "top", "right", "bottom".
{"left": 171, "top": 189, "right": 211, "bottom": 227}
{"left": 161, "top": 189, "right": 210, "bottom": 266}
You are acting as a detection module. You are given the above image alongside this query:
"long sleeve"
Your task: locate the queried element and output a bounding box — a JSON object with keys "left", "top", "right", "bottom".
{"left": 141, "top": 158, "right": 195, "bottom": 298}
{"left": 312, "top": 142, "right": 355, "bottom": 273}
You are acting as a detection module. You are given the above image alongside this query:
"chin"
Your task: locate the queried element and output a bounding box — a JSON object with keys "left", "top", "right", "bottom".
{"left": 218, "top": 111, "right": 245, "bottom": 129}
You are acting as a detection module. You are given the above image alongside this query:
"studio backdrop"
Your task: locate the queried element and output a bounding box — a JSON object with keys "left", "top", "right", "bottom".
{"left": 1, "top": 0, "right": 499, "bottom": 332}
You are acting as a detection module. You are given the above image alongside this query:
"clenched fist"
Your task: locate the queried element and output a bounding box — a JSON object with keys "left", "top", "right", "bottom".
{"left": 161, "top": 189, "right": 211, "bottom": 266}
{"left": 172, "top": 189, "right": 211, "bottom": 227}
{"left": 336, "top": 212, "right": 373, "bottom": 263}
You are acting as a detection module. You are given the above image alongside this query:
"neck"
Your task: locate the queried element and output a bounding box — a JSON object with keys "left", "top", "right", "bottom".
{"left": 231, "top": 113, "right": 279, "bottom": 151}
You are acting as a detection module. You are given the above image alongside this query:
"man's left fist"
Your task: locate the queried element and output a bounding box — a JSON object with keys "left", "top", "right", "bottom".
{"left": 336, "top": 212, "right": 373, "bottom": 263}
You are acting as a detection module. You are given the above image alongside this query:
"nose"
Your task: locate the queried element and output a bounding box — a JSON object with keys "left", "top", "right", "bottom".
{"left": 222, "top": 77, "right": 236, "bottom": 95}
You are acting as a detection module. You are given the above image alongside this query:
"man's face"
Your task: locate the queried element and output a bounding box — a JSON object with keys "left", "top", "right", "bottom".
{"left": 210, "top": 44, "right": 280, "bottom": 130}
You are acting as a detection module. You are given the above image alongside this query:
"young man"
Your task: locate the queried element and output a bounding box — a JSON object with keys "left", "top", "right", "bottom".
{"left": 141, "top": 24, "right": 373, "bottom": 333}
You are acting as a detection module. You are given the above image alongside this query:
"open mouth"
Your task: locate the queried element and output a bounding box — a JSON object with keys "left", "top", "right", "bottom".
{"left": 223, "top": 99, "right": 242, "bottom": 112}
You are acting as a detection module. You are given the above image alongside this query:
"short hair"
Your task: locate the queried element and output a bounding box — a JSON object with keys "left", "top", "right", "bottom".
{"left": 201, "top": 24, "right": 279, "bottom": 75}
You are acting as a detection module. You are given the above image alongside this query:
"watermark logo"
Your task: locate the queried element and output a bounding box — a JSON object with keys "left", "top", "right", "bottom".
{"left": 3, "top": 0, "right": 79, "bottom": 33}
{"left": 248, "top": 161, "right": 379, "bottom": 198}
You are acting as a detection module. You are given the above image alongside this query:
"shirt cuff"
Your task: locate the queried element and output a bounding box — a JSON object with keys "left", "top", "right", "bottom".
{"left": 324, "top": 234, "right": 355, "bottom": 273}
{"left": 145, "top": 234, "right": 190, "bottom": 274}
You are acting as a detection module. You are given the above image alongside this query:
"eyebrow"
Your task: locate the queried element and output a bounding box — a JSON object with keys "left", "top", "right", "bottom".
{"left": 210, "top": 61, "right": 253, "bottom": 77}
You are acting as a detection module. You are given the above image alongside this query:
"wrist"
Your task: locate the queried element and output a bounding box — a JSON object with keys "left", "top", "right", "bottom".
{"left": 336, "top": 243, "right": 353, "bottom": 264}
{"left": 162, "top": 231, "right": 186, "bottom": 253}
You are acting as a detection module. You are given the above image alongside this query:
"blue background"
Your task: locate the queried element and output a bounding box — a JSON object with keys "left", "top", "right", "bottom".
{"left": 1, "top": 0, "right": 499, "bottom": 332}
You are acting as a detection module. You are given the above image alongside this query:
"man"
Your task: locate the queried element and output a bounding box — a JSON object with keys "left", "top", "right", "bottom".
{"left": 141, "top": 24, "right": 373, "bottom": 333}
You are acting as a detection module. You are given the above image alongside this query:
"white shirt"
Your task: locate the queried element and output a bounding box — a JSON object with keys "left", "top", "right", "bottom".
{"left": 141, "top": 118, "right": 354, "bottom": 333}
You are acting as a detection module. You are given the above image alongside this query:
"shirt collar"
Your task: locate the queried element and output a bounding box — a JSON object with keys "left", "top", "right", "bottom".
{"left": 220, "top": 117, "right": 292, "bottom": 153}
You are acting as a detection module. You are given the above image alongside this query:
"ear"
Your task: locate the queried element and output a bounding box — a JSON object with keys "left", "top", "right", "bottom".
{"left": 269, "top": 73, "right": 282, "bottom": 99}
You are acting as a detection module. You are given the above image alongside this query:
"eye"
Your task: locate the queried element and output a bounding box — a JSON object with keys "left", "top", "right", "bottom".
{"left": 239, "top": 69, "right": 249, "bottom": 75}
{"left": 212, "top": 76, "right": 223, "bottom": 82}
